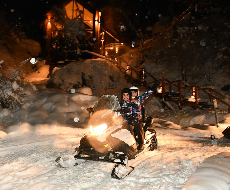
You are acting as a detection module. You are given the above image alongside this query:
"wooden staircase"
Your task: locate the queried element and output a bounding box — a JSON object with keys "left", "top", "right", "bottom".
{"left": 157, "top": 78, "right": 230, "bottom": 113}
{"left": 78, "top": 51, "right": 230, "bottom": 113}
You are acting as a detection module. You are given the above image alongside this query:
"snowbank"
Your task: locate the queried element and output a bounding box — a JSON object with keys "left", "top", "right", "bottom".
{"left": 183, "top": 152, "right": 230, "bottom": 190}
{"left": 0, "top": 87, "right": 99, "bottom": 128}
{"left": 47, "top": 59, "right": 131, "bottom": 97}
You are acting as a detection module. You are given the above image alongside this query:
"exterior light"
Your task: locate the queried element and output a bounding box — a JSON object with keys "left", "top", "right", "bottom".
{"left": 132, "top": 41, "right": 135, "bottom": 47}
{"left": 142, "top": 69, "right": 146, "bottom": 80}
{"left": 157, "top": 85, "right": 162, "bottom": 93}
{"left": 74, "top": 117, "right": 79, "bottom": 122}
{"left": 30, "top": 58, "right": 37, "bottom": 64}
{"left": 192, "top": 87, "right": 196, "bottom": 97}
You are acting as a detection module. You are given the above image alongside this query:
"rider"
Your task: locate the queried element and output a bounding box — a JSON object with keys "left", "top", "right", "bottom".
{"left": 129, "top": 86, "right": 154, "bottom": 150}
{"left": 120, "top": 81, "right": 159, "bottom": 150}
{"left": 120, "top": 87, "right": 149, "bottom": 150}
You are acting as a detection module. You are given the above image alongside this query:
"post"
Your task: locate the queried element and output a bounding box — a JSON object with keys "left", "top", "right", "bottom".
{"left": 213, "top": 99, "right": 219, "bottom": 128}
{"left": 178, "top": 80, "right": 182, "bottom": 109}
{"left": 194, "top": 86, "right": 198, "bottom": 106}
{"left": 45, "top": 14, "right": 52, "bottom": 65}
{"left": 162, "top": 78, "right": 165, "bottom": 100}
{"left": 169, "top": 81, "right": 172, "bottom": 92}
{"left": 208, "top": 89, "right": 212, "bottom": 102}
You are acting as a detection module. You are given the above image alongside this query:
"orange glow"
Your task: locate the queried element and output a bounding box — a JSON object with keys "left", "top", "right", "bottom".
{"left": 157, "top": 85, "right": 162, "bottom": 93}
{"left": 116, "top": 47, "right": 118, "bottom": 53}
{"left": 47, "top": 20, "right": 51, "bottom": 29}
{"left": 46, "top": 14, "right": 52, "bottom": 30}
{"left": 142, "top": 69, "right": 145, "bottom": 79}
{"left": 192, "top": 87, "right": 196, "bottom": 97}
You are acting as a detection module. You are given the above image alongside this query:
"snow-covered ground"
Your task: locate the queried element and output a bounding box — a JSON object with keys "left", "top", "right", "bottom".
{"left": 0, "top": 65, "right": 230, "bottom": 190}
{"left": 1, "top": 105, "right": 230, "bottom": 189}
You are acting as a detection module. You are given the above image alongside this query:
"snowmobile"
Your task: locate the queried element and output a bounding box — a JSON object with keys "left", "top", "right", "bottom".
{"left": 55, "top": 95, "right": 157, "bottom": 179}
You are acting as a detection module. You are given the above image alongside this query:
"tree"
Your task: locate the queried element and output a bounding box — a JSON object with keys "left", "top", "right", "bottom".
{"left": 49, "top": 6, "right": 91, "bottom": 62}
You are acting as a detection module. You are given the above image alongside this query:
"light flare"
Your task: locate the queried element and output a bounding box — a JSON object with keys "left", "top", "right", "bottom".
{"left": 89, "top": 123, "right": 107, "bottom": 135}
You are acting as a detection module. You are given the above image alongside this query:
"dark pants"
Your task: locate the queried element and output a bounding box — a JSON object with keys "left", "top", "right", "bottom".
{"left": 133, "top": 121, "right": 144, "bottom": 146}
{"left": 120, "top": 122, "right": 138, "bottom": 159}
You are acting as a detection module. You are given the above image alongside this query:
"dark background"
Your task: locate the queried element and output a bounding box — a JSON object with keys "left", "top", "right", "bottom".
{"left": 0, "top": 0, "right": 189, "bottom": 42}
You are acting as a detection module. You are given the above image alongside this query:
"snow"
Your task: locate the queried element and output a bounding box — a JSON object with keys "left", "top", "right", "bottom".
{"left": 183, "top": 152, "right": 230, "bottom": 190}
{"left": 1, "top": 83, "right": 230, "bottom": 190}
{"left": 0, "top": 66, "right": 230, "bottom": 190}
{"left": 1, "top": 121, "right": 230, "bottom": 190}
{"left": 1, "top": 1, "right": 230, "bottom": 188}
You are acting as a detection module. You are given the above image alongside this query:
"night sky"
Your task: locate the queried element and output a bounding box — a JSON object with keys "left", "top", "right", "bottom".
{"left": 0, "top": 0, "right": 185, "bottom": 27}
{"left": 0, "top": 0, "right": 188, "bottom": 44}
{"left": 1, "top": 0, "right": 175, "bottom": 21}
{"left": 1, "top": 0, "right": 62, "bottom": 26}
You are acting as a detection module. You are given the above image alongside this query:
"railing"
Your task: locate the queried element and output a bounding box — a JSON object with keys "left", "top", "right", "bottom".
{"left": 79, "top": 51, "right": 230, "bottom": 112}
{"left": 199, "top": 88, "right": 230, "bottom": 112}
{"left": 159, "top": 78, "right": 230, "bottom": 112}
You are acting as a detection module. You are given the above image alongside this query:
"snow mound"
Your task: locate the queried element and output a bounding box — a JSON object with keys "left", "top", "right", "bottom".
{"left": 183, "top": 152, "right": 230, "bottom": 190}
{"left": 47, "top": 59, "right": 130, "bottom": 97}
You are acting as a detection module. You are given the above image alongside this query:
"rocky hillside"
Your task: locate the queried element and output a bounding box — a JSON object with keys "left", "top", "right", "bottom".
{"left": 140, "top": 0, "right": 230, "bottom": 93}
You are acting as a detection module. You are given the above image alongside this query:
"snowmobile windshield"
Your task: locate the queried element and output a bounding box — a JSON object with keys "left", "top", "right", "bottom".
{"left": 93, "top": 95, "right": 121, "bottom": 112}
{"left": 89, "top": 123, "right": 107, "bottom": 135}
{"left": 87, "top": 109, "right": 124, "bottom": 135}
{"left": 88, "top": 109, "right": 114, "bottom": 129}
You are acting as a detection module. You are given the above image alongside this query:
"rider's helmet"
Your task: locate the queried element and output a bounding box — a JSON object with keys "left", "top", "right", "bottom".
{"left": 130, "top": 86, "right": 139, "bottom": 99}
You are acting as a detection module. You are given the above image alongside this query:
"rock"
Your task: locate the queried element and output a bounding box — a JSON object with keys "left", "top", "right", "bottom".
{"left": 47, "top": 59, "right": 129, "bottom": 97}
{"left": 27, "top": 108, "right": 48, "bottom": 125}
{"left": 20, "top": 39, "right": 41, "bottom": 57}
{"left": 69, "top": 93, "right": 98, "bottom": 109}
{"left": 75, "top": 87, "right": 93, "bottom": 95}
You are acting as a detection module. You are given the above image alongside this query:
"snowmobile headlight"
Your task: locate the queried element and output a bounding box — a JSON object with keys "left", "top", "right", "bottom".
{"left": 89, "top": 123, "right": 107, "bottom": 135}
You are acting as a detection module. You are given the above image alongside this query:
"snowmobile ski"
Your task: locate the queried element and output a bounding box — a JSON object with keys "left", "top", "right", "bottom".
{"left": 135, "top": 131, "right": 157, "bottom": 157}
{"left": 55, "top": 152, "right": 86, "bottom": 168}
{"left": 135, "top": 144, "right": 151, "bottom": 157}
{"left": 111, "top": 164, "right": 134, "bottom": 179}
{"left": 55, "top": 156, "right": 78, "bottom": 168}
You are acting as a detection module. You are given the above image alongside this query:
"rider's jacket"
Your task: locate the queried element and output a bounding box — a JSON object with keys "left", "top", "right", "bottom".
{"left": 120, "top": 89, "right": 153, "bottom": 124}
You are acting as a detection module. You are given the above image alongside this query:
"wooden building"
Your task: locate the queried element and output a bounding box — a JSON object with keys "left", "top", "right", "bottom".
{"left": 45, "top": 0, "right": 102, "bottom": 65}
